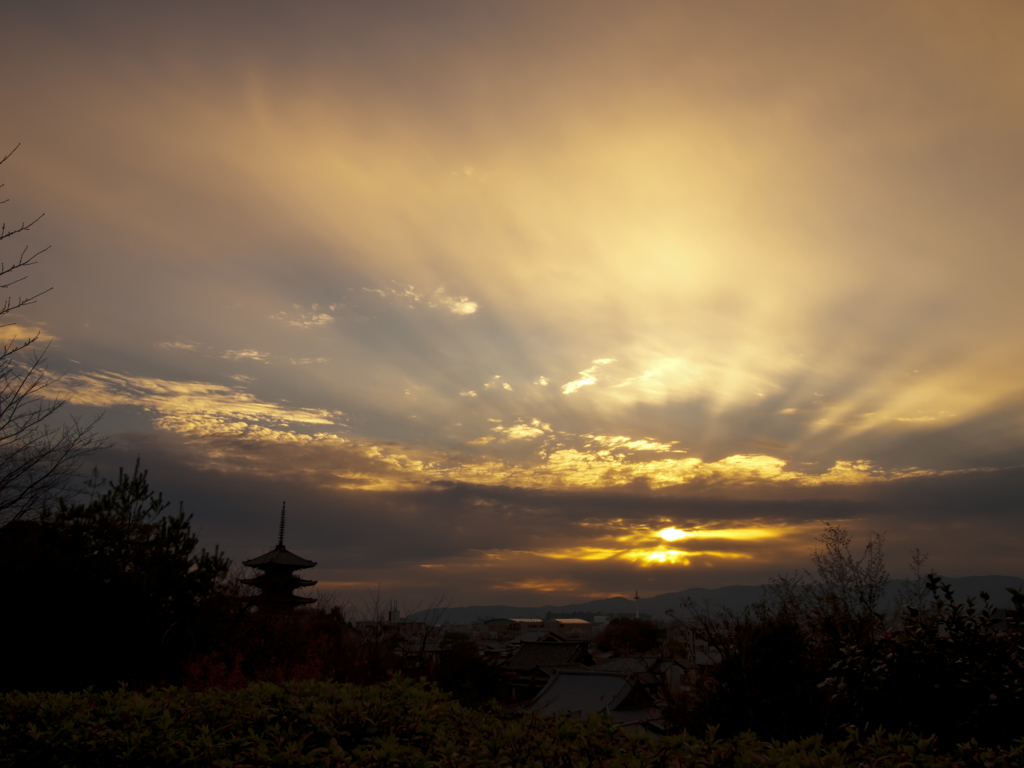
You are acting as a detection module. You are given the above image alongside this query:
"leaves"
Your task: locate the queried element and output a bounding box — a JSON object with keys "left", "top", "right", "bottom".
{"left": 824, "top": 576, "right": 1024, "bottom": 747}
{"left": 2, "top": 677, "right": 1023, "bottom": 767}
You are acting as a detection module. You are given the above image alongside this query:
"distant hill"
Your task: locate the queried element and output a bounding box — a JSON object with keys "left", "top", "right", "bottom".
{"left": 411, "top": 575, "right": 1024, "bottom": 626}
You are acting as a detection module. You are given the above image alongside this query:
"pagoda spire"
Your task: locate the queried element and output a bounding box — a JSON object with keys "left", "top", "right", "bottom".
{"left": 242, "top": 503, "right": 317, "bottom": 613}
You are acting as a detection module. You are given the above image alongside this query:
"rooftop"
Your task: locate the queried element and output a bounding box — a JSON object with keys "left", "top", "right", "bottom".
{"left": 529, "top": 669, "right": 633, "bottom": 717}
{"left": 243, "top": 545, "right": 317, "bottom": 569}
{"left": 504, "top": 640, "right": 592, "bottom": 672}
{"left": 243, "top": 502, "right": 317, "bottom": 570}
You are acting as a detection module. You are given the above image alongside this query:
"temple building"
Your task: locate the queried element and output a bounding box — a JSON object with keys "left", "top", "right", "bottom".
{"left": 242, "top": 503, "right": 317, "bottom": 613}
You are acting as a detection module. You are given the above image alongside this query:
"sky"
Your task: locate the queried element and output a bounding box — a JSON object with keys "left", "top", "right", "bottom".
{"left": 2, "top": 1, "right": 1023, "bottom": 610}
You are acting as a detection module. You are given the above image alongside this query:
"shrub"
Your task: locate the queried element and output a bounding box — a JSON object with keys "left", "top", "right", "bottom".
{"left": 3, "top": 677, "right": 1024, "bottom": 767}
{"left": 823, "top": 576, "right": 1024, "bottom": 747}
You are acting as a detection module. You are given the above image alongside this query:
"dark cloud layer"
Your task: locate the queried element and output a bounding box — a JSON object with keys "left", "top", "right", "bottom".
{"left": 91, "top": 434, "right": 1024, "bottom": 607}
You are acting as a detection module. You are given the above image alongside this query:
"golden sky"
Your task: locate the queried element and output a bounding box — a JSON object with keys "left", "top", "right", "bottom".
{"left": 3, "top": 2, "right": 1023, "bottom": 606}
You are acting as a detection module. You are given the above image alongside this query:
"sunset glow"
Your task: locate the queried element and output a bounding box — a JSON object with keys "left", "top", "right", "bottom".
{"left": 3, "top": 2, "right": 1024, "bottom": 606}
{"left": 657, "top": 528, "right": 690, "bottom": 543}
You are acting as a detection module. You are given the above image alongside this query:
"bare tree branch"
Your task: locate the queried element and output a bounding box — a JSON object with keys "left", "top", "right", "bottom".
{"left": 0, "top": 145, "right": 108, "bottom": 526}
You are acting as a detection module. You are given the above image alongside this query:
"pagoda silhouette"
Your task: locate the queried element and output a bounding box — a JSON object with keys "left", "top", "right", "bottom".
{"left": 242, "top": 502, "right": 317, "bottom": 613}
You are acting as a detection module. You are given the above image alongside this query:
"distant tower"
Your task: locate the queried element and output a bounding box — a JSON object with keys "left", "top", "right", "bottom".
{"left": 242, "top": 502, "right": 318, "bottom": 613}
{"left": 387, "top": 599, "right": 401, "bottom": 623}
{"left": 634, "top": 589, "right": 641, "bottom": 620}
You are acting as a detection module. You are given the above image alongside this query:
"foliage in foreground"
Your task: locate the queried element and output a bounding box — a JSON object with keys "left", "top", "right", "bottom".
{"left": 682, "top": 524, "right": 892, "bottom": 740}
{"left": 0, "top": 461, "right": 231, "bottom": 692}
{"left": 3, "top": 677, "right": 1024, "bottom": 768}
{"left": 823, "top": 576, "right": 1024, "bottom": 746}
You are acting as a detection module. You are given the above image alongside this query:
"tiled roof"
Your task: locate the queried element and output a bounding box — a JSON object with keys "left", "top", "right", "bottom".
{"left": 529, "top": 669, "right": 634, "bottom": 716}
{"left": 593, "top": 656, "right": 665, "bottom": 674}
{"left": 514, "top": 631, "right": 566, "bottom": 644}
{"left": 504, "top": 641, "right": 591, "bottom": 671}
{"left": 243, "top": 545, "right": 317, "bottom": 569}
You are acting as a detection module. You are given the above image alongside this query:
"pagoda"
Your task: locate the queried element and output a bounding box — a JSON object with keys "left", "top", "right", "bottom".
{"left": 242, "top": 503, "right": 317, "bottom": 613}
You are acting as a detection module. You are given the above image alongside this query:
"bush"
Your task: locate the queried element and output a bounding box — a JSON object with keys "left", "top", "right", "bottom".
{"left": 681, "top": 524, "right": 890, "bottom": 740}
{"left": 687, "top": 608, "right": 826, "bottom": 740}
{"left": 433, "top": 631, "right": 508, "bottom": 706}
{"left": 2, "top": 677, "right": 1023, "bottom": 767}
{"left": 183, "top": 606, "right": 381, "bottom": 690}
{"left": 824, "top": 575, "right": 1024, "bottom": 747}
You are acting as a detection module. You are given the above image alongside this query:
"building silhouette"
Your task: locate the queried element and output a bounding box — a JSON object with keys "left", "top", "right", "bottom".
{"left": 242, "top": 502, "right": 317, "bottom": 613}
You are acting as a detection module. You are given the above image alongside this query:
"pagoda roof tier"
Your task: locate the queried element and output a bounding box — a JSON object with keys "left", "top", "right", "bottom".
{"left": 243, "top": 545, "right": 316, "bottom": 569}
{"left": 241, "top": 575, "right": 318, "bottom": 588}
{"left": 257, "top": 594, "right": 317, "bottom": 608}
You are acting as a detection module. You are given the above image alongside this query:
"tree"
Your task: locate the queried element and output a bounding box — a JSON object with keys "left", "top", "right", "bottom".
{"left": 892, "top": 547, "right": 932, "bottom": 616}
{"left": 763, "top": 522, "right": 888, "bottom": 648}
{"left": 683, "top": 606, "right": 821, "bottom": 739}
{"left": 0, "top": 145, "right": 106, "bottom": 525}
{"left": 0, "top": 460, "right": 232, "bottom": 691}
{"left": 594, "top": 617, "right": 660, "bottom": 655}
{"left": 824, "top": 576, "right": 1024, "bottom": 746}
{"left": 679, "top": 523, "right": 891, "bottom": 739}
{"left": 433, "top": 631, "right": 507, "bottom": 706}
{"left": 810, "top": 524, "right": 887, "bottom": 617}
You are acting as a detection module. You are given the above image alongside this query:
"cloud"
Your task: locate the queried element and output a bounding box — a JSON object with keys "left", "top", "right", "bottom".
{"left": 535, "top": 376, "right": 549, "bottom": 386}
{"left": 520, "top": 518, "right": 823, "bottom": 568}
{"left": 362, "top": 284, "right": 478, "bottom": 315}
{"left": 159, "top": 340, "right": 198, "bottom": 351}
{"left": 361, "top": 285, "right": 424, "bottom": 310}
{"left": 459, "top": 390, "right": 478, "bottom": 397}
{"left": 895, "top": 411, "right": 956, "bottom": 423}
{"left": 1, "top": 323, "right": 56, "bottom": 345}
{"left": 222, "top": 349, "right": 270, "bottom": 362}
{"left": 272, "top": 304, "right": 336, "bottom": 329}
{"left": 66, "top": 370, "right": 343, "bottom": 433}
{"left": 434, "top": 443, "right": 949, "bottom": 493}
{"left": 430, "top": 290, "right": 478, "bottom": 315}
{"left": 66, "top": 367, "right": 953, "bottom": 496}
{"left": 583, "top": 435, "right": 677, "bottom": 452}
{"left": 562, "top": 358, "right": 616, "bottom": 395}
{"left": 491, "top": 578, "right": 583, "bottom": 593}
{"left": 88, "top": 407, "right": 1024, "bottom": 608}
{"left": 109, "top": 434, "right": 1024, "bottom": 607}
{"left": 490, "top": 419, "right": 552, "bottom": 442}
{"left": 612, "top": 370, "right": 657, "bottom": 389}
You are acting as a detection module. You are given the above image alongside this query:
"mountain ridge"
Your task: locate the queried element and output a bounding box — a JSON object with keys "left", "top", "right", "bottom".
{"left": 411, "top": 575, "right": 1024, "bottom": 625}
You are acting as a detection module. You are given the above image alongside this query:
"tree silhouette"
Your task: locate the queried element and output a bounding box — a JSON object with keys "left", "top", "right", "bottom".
{"left": 0, "top": 460, "right": 231, "bottom": 691}
{"left": 0, "top": 145, "right": 106, "bottom": 526}
{"left": 594, "top": 617, "right": 660, "bottom": 654}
